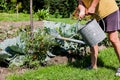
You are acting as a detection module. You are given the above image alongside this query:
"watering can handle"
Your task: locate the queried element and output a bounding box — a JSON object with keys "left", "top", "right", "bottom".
{"left": 77, "top": 13, "right": 106, "bottom": 31}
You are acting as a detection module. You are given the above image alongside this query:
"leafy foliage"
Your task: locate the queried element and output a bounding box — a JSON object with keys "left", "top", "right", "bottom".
{"left": 0, "top": 0, "right": 8, "bottom": 12}
{"left": 36, "top": 9, "right": 49, "bottom": 21}
{"left": 43, "top": 21, "right": 87, "bottom": 56}
{"left": 0, "top": 25, "right": 58, "bottom": 67}
{"left": 0, "top": 36, "right": 25, "bottom": 67}
{"left": 19, "top": 26, "right": 58, "bottom": 64}
{"left": 0, "top": 21, "right": 87, "bottom": 68}
{"left": 116, "top": 0, "right": 120, "bottom": 7}
{"left": 45, "top": 0, "right": 77, "bottom": 18}
{"left": 0, "top": 0, "right": 78, "bottom": 18}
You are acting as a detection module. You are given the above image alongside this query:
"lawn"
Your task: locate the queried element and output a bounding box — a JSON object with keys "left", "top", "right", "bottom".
{"left": 0, "top": 13, "right": 85, "bottom": 24}
{"left": 6, "top": 48, "right": 120, "bottom": 80}
{"left": 0, "top": 13, "right": 32, "bottom": 21}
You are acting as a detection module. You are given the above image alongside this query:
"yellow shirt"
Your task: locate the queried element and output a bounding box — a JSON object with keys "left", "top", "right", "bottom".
{"left": 82, "top": 0, "right": 119, "bottom": 18}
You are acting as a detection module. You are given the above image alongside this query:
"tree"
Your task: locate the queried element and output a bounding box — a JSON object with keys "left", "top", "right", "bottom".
{"left": 48, "top": 0, "right": 77, "bottom": 18}
{"left": 0, "top": 0, "right": 8, "bottom": 12}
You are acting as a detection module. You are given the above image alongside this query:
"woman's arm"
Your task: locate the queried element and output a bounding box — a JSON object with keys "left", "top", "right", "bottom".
{"left": 78, "top": 0, "right": 86, "bottom": 19}
{"left": 88, "top": 0, "right": 100, "bottom": 14}
{"left": 91, "top": 0, "right": 100, "bottom": 8}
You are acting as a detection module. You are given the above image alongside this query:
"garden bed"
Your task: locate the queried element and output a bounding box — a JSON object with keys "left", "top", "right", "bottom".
{"left": 0, "top": 21, "right": 44, "bottom": 79}
{"left": 0, "top": 20, "right": 107, "bottom": 80}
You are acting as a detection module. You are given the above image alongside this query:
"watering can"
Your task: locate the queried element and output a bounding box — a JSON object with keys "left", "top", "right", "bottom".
{"left": 78, "top": 14, "right": 106, "bottom": 47}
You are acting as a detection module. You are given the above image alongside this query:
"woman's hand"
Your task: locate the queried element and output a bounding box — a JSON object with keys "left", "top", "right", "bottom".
{"left": 87, "top": 6, "right": 96, "bottom": 14}
{"left": 87, "top": 0, "right": 99, "bottom": 14}
{"left": 78, "top": 3, "right": 86, "bottom": 20}
{"left": 79, "top": 11, "right": 86, "bottom": 20}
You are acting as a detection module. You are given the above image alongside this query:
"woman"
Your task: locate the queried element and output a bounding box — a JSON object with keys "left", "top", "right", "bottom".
{"left": 78, "top": 0, "right": 120, "bottom": 76}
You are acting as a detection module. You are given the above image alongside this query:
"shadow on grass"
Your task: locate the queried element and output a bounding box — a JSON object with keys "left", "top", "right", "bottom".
{"left": 67, "top": 54, "right": 91, "bottom": 68}
{"left": 67, "top": 54, "right": 116, "bottom": 71}
{"left": 50, "top": 46, "right": 116, "bottom": 71}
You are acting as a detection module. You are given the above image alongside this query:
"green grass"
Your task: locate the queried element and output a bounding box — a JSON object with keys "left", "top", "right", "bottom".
{"left": 47, "top": 17, "right": 87, "bottom": 24}
{"left": 6, "top": 47, "right": 120, "bottom": 80}
{"left": 0, "top": 13, "right": 85, "bottom": 24}
{"left": 0, "top": 13, "right": 38, "bottom": 21}
{"left": 47, "top": 17, "right": 77, "bottom": 24}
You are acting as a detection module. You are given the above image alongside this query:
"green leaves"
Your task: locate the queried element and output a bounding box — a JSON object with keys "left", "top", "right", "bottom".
{"left": 116, "top": 0, "right": 120, "bottom": 7}
{"left": 20, "top": 27, "right": 58, "bottom": 63}
{"left": 36, "top": 9, "right": 49, "bottom": 21}
{"left": 10, "top": 0, "right": 17, "bottom": 3}
{"left": 44, "top": 0, "right": 77, "bottom": 18}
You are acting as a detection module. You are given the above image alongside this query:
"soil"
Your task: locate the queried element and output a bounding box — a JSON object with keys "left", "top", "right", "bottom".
{"left": 0, "top": 21, "right": 44, "bottom": 30}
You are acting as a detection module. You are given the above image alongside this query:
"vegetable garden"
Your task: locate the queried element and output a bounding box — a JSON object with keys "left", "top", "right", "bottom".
{"left": 0, "top": 0, "right": 120, "bottom": 79}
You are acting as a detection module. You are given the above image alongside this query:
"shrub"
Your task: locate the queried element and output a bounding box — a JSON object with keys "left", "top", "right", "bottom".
{"left": 19, "top": 26, "right": 58, "bottom": 64}
{"left": 36, "top": 9, "right": 49, "bottom": 21}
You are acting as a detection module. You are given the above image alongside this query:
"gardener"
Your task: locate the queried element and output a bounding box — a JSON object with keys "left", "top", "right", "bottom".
{"left": 78, "top": 0, "right": 120, "bottom": 76}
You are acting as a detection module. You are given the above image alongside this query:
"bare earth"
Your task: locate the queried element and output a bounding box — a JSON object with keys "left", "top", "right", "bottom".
{"left": 0, "top": 21, "right": 44, "bottom": 30}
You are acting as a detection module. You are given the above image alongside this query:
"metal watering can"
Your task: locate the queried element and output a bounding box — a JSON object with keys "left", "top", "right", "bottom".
{"left": 78, "top": 14, "right": 106, "bottom": 47}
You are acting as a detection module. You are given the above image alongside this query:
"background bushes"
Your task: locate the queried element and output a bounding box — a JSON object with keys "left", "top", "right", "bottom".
{"left": 0, "top": 0, "right": 120, "bottom": 18}
{"left": 0, "top": 0, "right": 78, "bottom": 18}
